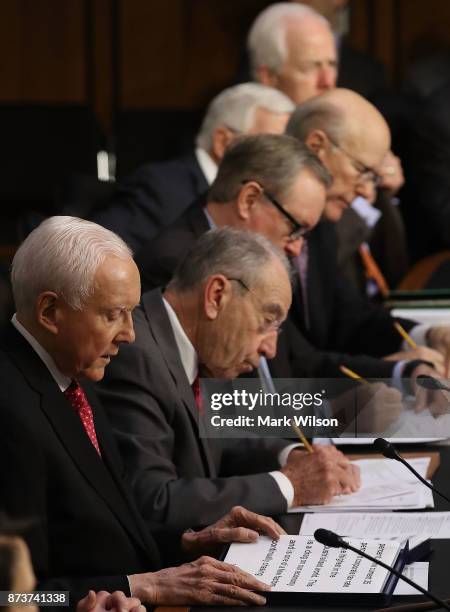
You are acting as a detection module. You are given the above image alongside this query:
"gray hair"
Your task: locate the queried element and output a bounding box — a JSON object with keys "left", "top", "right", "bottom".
{"left": 196, "top": 82, "right": 294, "bottom": 150}
{"left": 247, "top": 2, "right": 329, "bottom": 78}
{"left": 168, "top": 227, "right": 291, "bottom": 293}
{"left": 208, "top": 133, "right": 332, "bottom": 204}
{"left": 286, "top": 96, "right": 347, "bottom": 144}
{"left": 11, "top": 216, "right": 133, "bottom": 316}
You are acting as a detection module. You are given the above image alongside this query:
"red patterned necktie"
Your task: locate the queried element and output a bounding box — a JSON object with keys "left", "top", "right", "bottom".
{"left": 191, "top": 374, "right": 203, "bottom": 414}
{"left": 64, "top": 381, "right": 102, "bottom": 457}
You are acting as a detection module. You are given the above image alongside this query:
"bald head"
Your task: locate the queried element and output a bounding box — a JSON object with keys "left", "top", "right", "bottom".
{"left": 286, "top": 88, "right": 391, "bottom": 220}
{"left": 248, "top": 2, "right": 337, "bottom": 104}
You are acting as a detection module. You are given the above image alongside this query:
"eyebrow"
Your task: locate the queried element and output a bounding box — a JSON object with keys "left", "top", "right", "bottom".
{"left": 263, "top": 303, "right": 284, "bottom": 319}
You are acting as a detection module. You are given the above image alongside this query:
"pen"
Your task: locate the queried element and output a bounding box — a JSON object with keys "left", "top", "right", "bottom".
{"left": 339, "top": 365, "right": 369, "bottom": 384}
{"left": 394, "top": 321, "right": 418, "bottom": 350}
{"left": 291, "top": 422, "right": 314, "bottom": 453}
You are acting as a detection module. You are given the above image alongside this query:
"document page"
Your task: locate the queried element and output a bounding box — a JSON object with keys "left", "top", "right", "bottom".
{"left": 224, "top": 535, "right": 400, "bottom": 593}
{"left": 394, "top": 563, "right": 429, "bottom": 595}
{"left": 300, "top": 512, "right": 450, "bottom": 539}
{"left": 289, "top": 457, "right": 433, "bottom": 512}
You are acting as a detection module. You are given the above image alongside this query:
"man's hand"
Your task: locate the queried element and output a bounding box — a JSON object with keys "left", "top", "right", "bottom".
{"left": 377, "top": 151, "right": 404, "bottom": 195}
{"left": 384, "top": 346, "right": 445, "bottom": 376}
{"left": 76, "top": 591, "right": 144, "bottom": 612}
{"left": 411, "top": 363, "right": 450, "bottom": 415}
{"left": 331, "top": 382, "right": 404, "bottom": 434}
{"left": 129, "top": 557, "right": 270, "bottom": 606}
{"left": 281, "top": 445, "right": 360, "bottom": 506}
{"left": 181, "top": 505, "right": 285, "bottom": 557}
{"left": 427, "top": 326, "right": 450, "bottom": 375}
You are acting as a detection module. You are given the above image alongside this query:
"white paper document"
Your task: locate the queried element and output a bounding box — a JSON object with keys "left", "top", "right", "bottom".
{"left": 394, "top": 563, "right": 429, "bottom": 596}
{"left": 300, "top": 512, "right": 450, "bottom": 539}
{"left": 224, "top": 535, "right": 400, "bottom": 593}
{"left": 289, "top": 457, "right": 434, "bottom": 513}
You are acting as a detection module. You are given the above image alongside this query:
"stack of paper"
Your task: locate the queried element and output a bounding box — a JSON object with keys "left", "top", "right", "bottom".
{"left": 289, "top": 457, "right": 434, "bottom": 513}
{"left": 299, "top": 512, "right": 450, "bottom": 539}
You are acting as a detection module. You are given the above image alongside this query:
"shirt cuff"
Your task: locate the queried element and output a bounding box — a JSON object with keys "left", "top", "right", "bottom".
{"left": 401, "top": 324, "right": 431, "bottom": 350}
{"left": 269, "top": 470, "right": 295, "bottom": 509}
{"left": 278, "top": 443, "right": 302, "bottom": 467}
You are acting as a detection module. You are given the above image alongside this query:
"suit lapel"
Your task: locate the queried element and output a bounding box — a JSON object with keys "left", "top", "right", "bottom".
{"left": 141, "top": 290, "right": 217, "bottom": 475}
{"left": 4, "top": 327, "right": 159, "bottom": 564}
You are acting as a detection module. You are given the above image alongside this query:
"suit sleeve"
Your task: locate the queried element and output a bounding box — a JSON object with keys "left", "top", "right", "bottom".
{"left": 98, "top": 340, "right": 287, "bottom": 531}
{"left": 91, "top": 165, "right": 168, "bottom": 252}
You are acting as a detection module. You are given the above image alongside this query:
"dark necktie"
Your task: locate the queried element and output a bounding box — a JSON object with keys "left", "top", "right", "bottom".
{"left": 293, "top": 240, "right": 310, "bottom": 329}
{"left": 191, "top": 374, "right": 203, "bottom": 414}
{"left": 64, "top": 381, "right": 102, "bottom": 457}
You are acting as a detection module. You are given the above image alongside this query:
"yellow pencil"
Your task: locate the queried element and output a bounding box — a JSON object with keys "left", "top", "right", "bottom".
{"left": 394, "top": 322, "right": 417, "bottom": 350}
{"left": 291, "top": 422, "right": 314, "bottom": 453}
{"left": 339, "top": 365, "right": 369, "bottom": 384}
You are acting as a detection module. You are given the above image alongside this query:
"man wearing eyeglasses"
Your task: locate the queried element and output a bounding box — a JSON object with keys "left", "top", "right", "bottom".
{"left": 98, "top": 135, "right": 363, "bottom": 530}
{"left": 279, "top": 88, "right": 449, "bottom": 385}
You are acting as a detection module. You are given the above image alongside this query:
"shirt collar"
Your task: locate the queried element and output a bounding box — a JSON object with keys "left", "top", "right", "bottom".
{"left": 195, "top": 147, "right": 218, "bottom": 185}
{"left": 11, "top": 313, "right": 72, "bottom": 392}
{"left": 162, "top": 298, "right": 198, "bottom": 385}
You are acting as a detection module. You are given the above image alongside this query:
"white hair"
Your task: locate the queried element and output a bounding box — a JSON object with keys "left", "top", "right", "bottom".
{"left": 247, "top": 2, "right": 329, "bottom": 78}
{"left": 195, "top": 82, "right": 294, "bottom": 150}
{"left": 11, "top": 216, "right": 133, "bottom": 316}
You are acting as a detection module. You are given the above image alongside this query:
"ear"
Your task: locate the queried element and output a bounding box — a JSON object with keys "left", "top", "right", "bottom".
{"left": 255, "top": 65, "right": 278, "bottom": 88}
{"left": 203, "top": 275, "right": 233, "bottom": 320}
{"left": 235, "top": 181, "right": 262, "bottom": 221}
{"left": 305, "top": 129, "right": 328, "bottom": 160}
{"left": 35, "top": 291, "right": 62, "bottom": 335}
{"left": 210, "top": 126, "right": 237, "bottom": 162}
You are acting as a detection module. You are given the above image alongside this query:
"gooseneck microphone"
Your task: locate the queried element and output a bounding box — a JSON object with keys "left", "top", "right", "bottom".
{"left": 373, "top": 438, "right": 450, "bottom": 504}
{"left": 416, "top": 375, "right": 450, "bottom": 392}
{"left": 314, "top": 529, "right": 450, "bottom": 611}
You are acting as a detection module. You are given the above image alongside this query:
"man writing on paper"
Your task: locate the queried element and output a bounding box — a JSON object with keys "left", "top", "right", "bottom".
{"left": 99, "top": 137, "right": 362, "bottom": 531}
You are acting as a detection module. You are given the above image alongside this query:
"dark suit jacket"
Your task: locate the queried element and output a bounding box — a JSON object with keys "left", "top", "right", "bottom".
{"left": 135, "top": 204, "right": 416, "bottom": 379}
{"left": 97, "top": 289, "right": 289, "bottom": 531}
{"left": 0, "top": 326, "right": 161, "bottom": 607}
{"left": 335, "top": 191, "right": 409, "bottom": 295}
{"left": 91, "top": 150, "right": 208, "bottom": 252}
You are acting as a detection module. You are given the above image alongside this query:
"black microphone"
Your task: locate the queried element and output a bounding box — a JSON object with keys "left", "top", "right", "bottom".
{"left": 373, "top": 438, "right": 450, "bottom": 504}
{"left": 314, "top": 529, "right": 450, "bottom": 611}
{"left": 416, "top": 375, "right": 450, "bottom": 392}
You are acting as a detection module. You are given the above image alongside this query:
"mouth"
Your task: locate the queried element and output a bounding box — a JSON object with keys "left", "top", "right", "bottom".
{"left": 100, "top": 351, "right": 118, "bottom": 362}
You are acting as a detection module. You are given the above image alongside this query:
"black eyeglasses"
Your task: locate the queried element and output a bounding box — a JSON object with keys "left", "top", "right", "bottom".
{"left": 242, "top": 180, "right": 310, "bottom": 241}
{"left": 227, "top": 277, "right": 283, "bottom": 335}
{"left": 326, "top": 134, "right": 381, "bottom": 186}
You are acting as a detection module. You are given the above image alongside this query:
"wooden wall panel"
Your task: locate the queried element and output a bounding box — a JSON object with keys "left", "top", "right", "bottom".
{"left": 0, "top": 0, "right": 86, "bottom": 102}
{"left": 118, "top": 0, "right": 270, "bottom": 109}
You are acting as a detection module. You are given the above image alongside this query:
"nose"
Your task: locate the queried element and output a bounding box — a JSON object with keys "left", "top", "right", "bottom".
{"left": 117, "top": 312, "right": 135, "bottom": 344}
{"left": 355, "top": 179, "right": 376, "bottom": 203}
{"left": 318, "top": 65, "right": 336, "bottom": 91}
{"left": 259, "top": 330, "right": 278, "bottom": 360}
{"left": 284, "top": 237, "right": 303, "bottom": 257}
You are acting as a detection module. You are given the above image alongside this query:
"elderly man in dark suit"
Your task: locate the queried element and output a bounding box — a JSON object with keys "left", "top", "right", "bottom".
{"left": 99, "top": 135, "right": 363, "bottom": 531}
{"left": 91, "top": 83, "right": 294, "bottom": 251}
{"left": 0, "top": 216, "right": 291, "bottom": 608}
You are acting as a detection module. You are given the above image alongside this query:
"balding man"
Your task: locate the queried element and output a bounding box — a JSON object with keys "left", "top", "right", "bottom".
{"left": 92, "top": 83, "right": 294, "bottom": 251}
